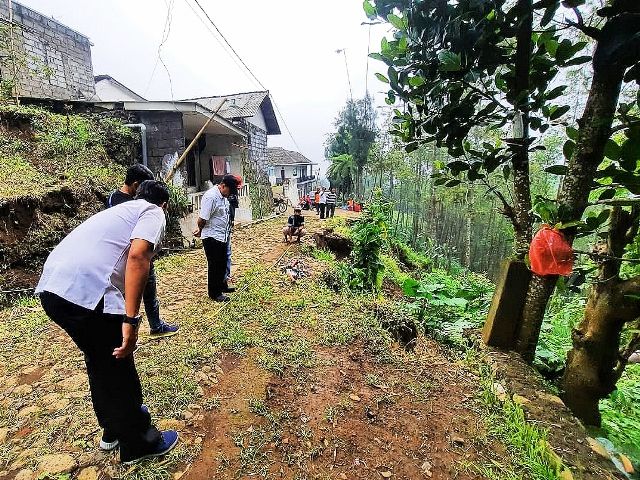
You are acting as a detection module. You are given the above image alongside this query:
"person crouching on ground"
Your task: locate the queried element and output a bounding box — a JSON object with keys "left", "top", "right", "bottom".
{"left": 283, "top": 207, "right": 305, "bottom": 242}
{"left": 36, "top": 180, "right": 179, "bottom": 465}
{"left": 106, "top": 163, "right": 178, "bottom": 338}
{"left": 193, "top": 174, "right": 241, "bottom": 303}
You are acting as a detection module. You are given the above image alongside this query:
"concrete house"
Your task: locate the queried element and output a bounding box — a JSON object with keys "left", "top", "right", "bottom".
{"left": 0, "top": 1, "right": 95, "bottom": 101}
{"left": 0, "top": 1, "right": 281, "bottom": 226}
{"left": 267, "top": 147, "right": 317, "bottom": 205}
{"left": 94, "top": 78, "right": 281, "bottom": 224}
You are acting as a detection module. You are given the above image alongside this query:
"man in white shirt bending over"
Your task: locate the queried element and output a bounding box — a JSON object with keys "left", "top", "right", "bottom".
{"left": 193, "top": 174, "right": 241, "bottom": 302}
{"left": 36, "top": 180, "right": 178, "bottom": 465}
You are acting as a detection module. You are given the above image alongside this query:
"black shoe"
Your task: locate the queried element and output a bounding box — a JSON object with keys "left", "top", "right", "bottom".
{"left": 222, "top": 284, "right": 236, "bottom": 293}
{"left": 120, "top": 430, "right": 179, "bottom": 464}
{"left": 213, "top": 294, "right": 230, "bottom": 302}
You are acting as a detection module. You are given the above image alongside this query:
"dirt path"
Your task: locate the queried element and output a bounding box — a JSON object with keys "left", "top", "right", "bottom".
{"left": 0, "top": 208, "right": 501, "bottom": 480}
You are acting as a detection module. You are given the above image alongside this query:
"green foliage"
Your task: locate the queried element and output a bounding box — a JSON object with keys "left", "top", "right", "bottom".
{"left": 327, "top": 153, "right": 356, "bottom": 194}
{"left": 326, "top": 95, "right": 378, "bottom": 195}
{"left": 0, "top": 154, "right": 50, "bottom": 198}
{"left": 601, "top": 364, "right": 640, "bottom": 465}
{"left": 388, "top": 238, "right": 431, "bottom": 270}
{"left": 380, "top": 253, "right": 410, "bottom": 287}
{"left": 165, "top": 184, "right": 190, "bottom": 246}
{"left": 0, "top": 104, "right": 131, "bottom": 200}
{"left": 402, "top": 268, "right": 493, "bottom": 346}
{"left": 534, "top": 293, "right": 584, "bottom": 375}
{"left": 342, "top": 194, "right": 390, "bottom": 292}
{"left": 308, "top": 247, "right": 335, "bottom": 262}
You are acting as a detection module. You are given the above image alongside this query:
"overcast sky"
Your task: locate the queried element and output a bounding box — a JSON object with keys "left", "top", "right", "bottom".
{"left": 20, "top": 0, "right": 389, "bottom": 173}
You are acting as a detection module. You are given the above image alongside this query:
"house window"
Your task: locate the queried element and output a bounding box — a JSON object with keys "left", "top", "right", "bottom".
{"left": 268, "top": 167, "right": 275, "bottom": 176}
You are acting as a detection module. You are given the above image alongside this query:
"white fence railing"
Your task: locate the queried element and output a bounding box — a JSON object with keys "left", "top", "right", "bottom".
{"left": 188, "top": 191, "right": 205, "bottom": 211}
{"left": 188, "top": 184, "right": 249, "bottom": 212}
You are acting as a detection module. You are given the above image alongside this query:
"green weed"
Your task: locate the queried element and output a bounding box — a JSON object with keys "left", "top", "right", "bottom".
{"left": 601, "top": 364, "right": 640, "bottom": 464}
{"left": 472, "top": 353, "right": 563, "bottom": 480}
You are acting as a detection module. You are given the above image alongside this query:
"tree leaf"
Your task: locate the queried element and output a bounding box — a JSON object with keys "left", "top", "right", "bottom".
{"left": 604, "top": 139, "right": 621, "bottom": 161}
{"left": 387, "top": 13, "right": 405, "bottom": 30}
{"left": 563, "top": 55, "right": 592, "bottom": 67}
{"left": 563, "top": 140, "right": 576, "bottom": 161}
{"left": 549, "top": 105, "right": 570, "bottom": 121}
{"left": 598, "top": 188, "right": 616, "bottom": 200}
{"left": 409, "top": 76, "right": 426, "bottom": 87}
{"left": 363, "top": 0, "right": 377, "bottom": 19}
{"left": 545, "top": 164, "right": 568, "bottom": 175}
{"left": 445, "top": 179, "right": 462, "bottom": 187}
{"left": 566, "top": 126, "right": 579, "bottom": 141}
{"left": 447, "top": 160, "right": 469, "bottom": 172}
{"left": 402, "top": 278, "right": 420, "bottom": 296}
{"left": 375, "top": 73, "right": 390, "bottom": 84}
{"left": 437, "top": 50, "right": 462, "bottom": 72}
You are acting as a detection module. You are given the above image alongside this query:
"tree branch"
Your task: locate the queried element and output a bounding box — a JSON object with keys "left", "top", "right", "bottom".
{"left": 566, "top": 7, "right": 602, "bottom": 40}
{"left": 482, "top": 179, "right": 518, "bottom": 226}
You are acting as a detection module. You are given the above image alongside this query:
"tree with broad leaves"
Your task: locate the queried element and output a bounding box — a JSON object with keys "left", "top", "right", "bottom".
{"left": 368, "top": 0, "right": 640, "bottom": 425}
{"left": 326, "top": 95, "right": 378, "bottom": 197}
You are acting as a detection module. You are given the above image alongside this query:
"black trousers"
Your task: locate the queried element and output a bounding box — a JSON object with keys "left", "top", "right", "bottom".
{"left": 326, "top": 204, "right": 335, "bottom": 218}
{"left": 319, "top": 203, "right": 326, "bottom": 219}
{"left": 203, "top": 237, "right": 228, "bottom": 299}
{"left": 39, "top": 291, "right": 161, "bottom": 461}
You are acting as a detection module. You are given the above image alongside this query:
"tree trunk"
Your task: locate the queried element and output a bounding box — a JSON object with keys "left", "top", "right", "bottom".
{"left": 515, "top": 38, "right": 626, "bottom": 361}
{"left": 510, "top": 0, "right": 533, "bottom": 258}
{"left": 562, "top": 207, "right": 640, "bottom": 425}
{"left": 464, "top": 187, "right": 472, "bottom": 268}
{"left": 562, "top": 280, "right": 625, "bottom": 425}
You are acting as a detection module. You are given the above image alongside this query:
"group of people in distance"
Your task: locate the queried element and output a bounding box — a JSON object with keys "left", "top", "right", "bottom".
{"left": 35, "top": 164, "right": 243, "bottom": 464}
{"left": 307, "top": 186, "right": 337, "bottom": 219}
{"left": 283, "top": 186, "right": 340, "bottom": 243}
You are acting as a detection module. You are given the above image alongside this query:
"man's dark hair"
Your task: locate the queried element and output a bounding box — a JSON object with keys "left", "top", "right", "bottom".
{"left": 125, "top": 163, "right": 154, "bottom": 186}
{"left": 135, "top": 180, "right": 170, "bottom": 206}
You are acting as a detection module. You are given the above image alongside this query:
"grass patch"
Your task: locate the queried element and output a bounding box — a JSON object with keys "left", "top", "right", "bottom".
{"left": 601, "top": 363, "right": 640, "bottom": 464}
{"left": 0, "top": 154, "right": 52, "bottom": 197}
{"left": 468, "top": 353, "right": 564, "bottom": 480}
{"left": 309, "top": 246, "right": 335, "bottom": 262}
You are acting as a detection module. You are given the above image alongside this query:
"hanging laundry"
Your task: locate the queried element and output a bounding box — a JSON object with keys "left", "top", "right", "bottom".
{"left": 211, "top": 156, "right": 226, "bottom": 175}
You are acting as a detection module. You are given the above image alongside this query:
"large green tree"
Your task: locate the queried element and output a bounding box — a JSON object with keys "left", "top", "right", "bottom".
{"left": 326, "top": 95, "right": 378, "bottom": 197}
{"left": 368, "top": 0, "right": 640, "bottom": 424}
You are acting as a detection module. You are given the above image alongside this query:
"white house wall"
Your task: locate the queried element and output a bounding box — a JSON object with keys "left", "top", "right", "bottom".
{"left": 95, "top": 79, "right": 141, "bottom": 101}
{"left": 248, "top": 111, "right": 267, "bottom": 132}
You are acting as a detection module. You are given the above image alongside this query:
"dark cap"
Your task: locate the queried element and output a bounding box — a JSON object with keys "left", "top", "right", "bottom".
{"left": 221, "top": 174, "right": 241, "bottom": 195}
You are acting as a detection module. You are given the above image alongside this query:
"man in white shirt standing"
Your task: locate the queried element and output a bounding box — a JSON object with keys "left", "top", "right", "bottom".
{"left": 194, "top": 174, "right": 241, "bottom": 302}
{"left": 319, "top": 187, "right": 328, "bottom": 219}
{"left": 36, "top": 180, "right": 179, "bottom": 464}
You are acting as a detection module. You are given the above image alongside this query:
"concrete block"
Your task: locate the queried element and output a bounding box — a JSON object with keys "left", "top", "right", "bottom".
{"left": 482, "top": 259, "right": 531, "bottom": 349}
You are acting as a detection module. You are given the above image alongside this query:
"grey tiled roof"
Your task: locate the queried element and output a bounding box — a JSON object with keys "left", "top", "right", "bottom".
{"left": 267, "top": 147, "right": 312, "bottom": 166}
{"left": 181, "top": 91, "right": 281, "bottom": 135}
{"left": 189, "top": 91, "right": 268, "bottom": 118}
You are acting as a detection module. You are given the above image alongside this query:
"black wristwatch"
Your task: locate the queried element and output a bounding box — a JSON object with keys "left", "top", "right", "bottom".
{"left": 123, "top": 314, "right": 142, "bottom": 327}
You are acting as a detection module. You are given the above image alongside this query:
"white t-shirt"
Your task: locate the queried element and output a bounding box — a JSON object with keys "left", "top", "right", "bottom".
{"left": 36, "top": 199, "right": 166, "bottom": 315}
{"left": 320, "top": 191, "right": 328, "bottom": 203}
{"left": 199, "top": 186, "right": 230, "bottom": 242}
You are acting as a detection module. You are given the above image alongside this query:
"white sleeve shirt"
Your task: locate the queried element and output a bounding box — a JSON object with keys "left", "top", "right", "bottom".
{"left": 35, "top": 199, "right": 166, "bottom": 315}
{"left": 199, "top": 186, "right": 230, "bottom": 242}
{"left": 320, "top": 191, "right": 328, "bottom": 203}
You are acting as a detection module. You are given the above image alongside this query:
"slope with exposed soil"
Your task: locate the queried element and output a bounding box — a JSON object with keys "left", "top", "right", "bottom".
{"left": 0, "top": 211, "right": 622, "bottom": 480}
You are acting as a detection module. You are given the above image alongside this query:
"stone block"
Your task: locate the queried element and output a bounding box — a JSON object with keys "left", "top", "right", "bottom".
{"left": 482, "top": 259, "right": 531, "bottom": 349}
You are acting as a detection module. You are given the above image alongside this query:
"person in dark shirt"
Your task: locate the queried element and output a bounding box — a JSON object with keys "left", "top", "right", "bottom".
{"left": 282, "top": 207, "right": 305, "bottom": 242}
{"left": 106, "top": 163, "right": 179, "bottom": 337}
{"left": 224, "top": 192, "right": 239, "bottom": 293}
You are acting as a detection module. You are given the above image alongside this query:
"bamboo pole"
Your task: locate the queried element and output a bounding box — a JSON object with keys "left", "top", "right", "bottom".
{"left": 164, "top": 99, "right": 227, "bottom": 183}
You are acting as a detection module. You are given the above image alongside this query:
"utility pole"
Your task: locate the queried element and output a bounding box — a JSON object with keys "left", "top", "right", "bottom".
{"left": 335, "top": 48, "right": 353, "bottom": 101}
